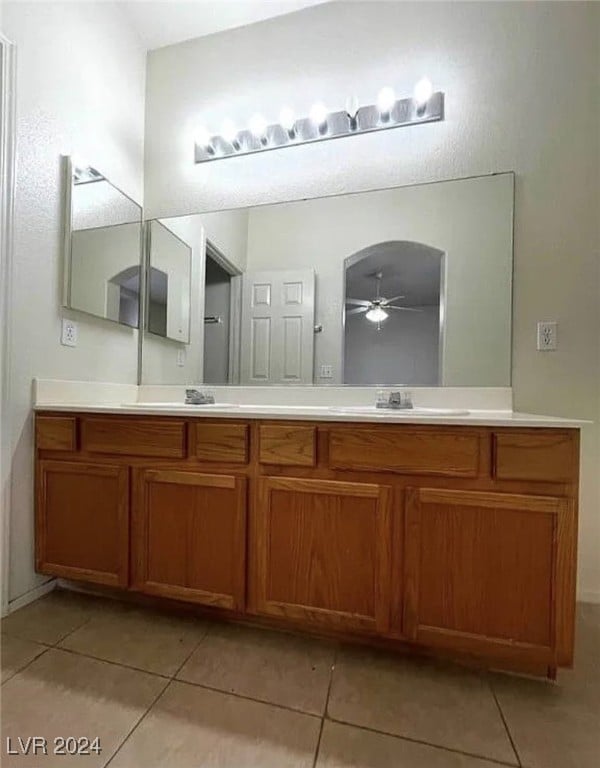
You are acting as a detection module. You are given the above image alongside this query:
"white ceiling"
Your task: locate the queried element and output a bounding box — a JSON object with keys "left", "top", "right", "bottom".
{"left": 120, "top": 0, "right": 333, "bottom": 51}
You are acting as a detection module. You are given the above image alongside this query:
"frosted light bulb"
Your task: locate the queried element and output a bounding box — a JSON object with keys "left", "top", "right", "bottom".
{"left": 345, "top": 95, "right": 359, "bottom": 118}
{"left": 414, "top": 77, "right": 433, "bottom": 106}
{"left": 309, "top": 102, "right": 328, "bottom": 128}
{"left": 195, "top": 127, "right": 211, "bottom": 147}
{"left": 366, "top": 307, "right": 389, "bottom": 323}
{"left": 377, "top": 87, "right": 396, "bottom": 114}
{"left": 249, "top": 113, "right": 268, "bottom": 137}
{"left": 279, "top": 107, "right": 296, "bottom": 132}
{"left": 221, "top": 119, "right": 238, "bottom": 144}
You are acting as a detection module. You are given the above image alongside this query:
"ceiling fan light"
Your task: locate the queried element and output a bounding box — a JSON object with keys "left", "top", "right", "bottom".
{"left": 366, "top": 307, "right": 389, "bottom": 323}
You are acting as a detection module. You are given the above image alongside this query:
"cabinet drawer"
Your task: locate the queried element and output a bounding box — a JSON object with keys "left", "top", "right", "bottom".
{"left": 36, "top": 416, "right": 77, "bottom": 451}
{"left": 193, "top": 423, "right": 249, "bottom": 464}
{"left": 493, "top": 431, "right": 578, "bottom": 483}
{"left": 259, "top": 425, "right": 316, "bottom": 467}
{"left": 329, "top": 428, "right": 481, "bottom": 477}
{"left": 81, "top": 417, "right": 186, "bottom": 458}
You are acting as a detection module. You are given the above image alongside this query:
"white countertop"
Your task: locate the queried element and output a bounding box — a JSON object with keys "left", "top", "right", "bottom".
{"left": 33, "top": 402, "right": 587, "bottom": 428}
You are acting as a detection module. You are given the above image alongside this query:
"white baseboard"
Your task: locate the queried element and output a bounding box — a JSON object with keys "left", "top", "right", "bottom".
{"left": 7, "top": 578, "right": 56, "bottom": 614}
{"left": 577, "top": 590, "right": 600, "bottom": 605}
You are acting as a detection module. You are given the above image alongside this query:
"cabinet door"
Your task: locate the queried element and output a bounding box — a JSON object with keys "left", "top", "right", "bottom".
{"left": 254, "top": 477, "right": 392, "bottom": 633}
{"left": 36, "top": 460, "right": 129, "bottom": 587}
{"left": 403, "top": 488, "right": 573, "bottom": 667}
{"left": 132, "top": 469, "right": 246, "bottom": 610}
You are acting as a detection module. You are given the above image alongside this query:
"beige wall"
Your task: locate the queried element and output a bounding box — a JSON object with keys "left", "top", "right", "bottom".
{"left": 144, "top": 1, "right": 600, "bottom": 600}
{"left": 3, "top": 0, "right": 146, "bottom": 603}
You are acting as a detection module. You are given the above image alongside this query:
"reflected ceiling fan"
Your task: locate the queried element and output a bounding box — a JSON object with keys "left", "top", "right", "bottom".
{"left": 346, "top": 271, "right": 421, "bottom": 327}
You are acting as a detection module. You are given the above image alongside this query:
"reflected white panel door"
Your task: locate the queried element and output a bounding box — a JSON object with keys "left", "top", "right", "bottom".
{"left": 240, "top": 269, "right": 315, "bottom": 385}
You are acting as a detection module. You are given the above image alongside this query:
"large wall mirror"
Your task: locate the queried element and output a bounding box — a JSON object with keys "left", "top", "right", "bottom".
{"left": 62, "top": 156, "right": 143, "bottom": 328}
{"left": 141, "top": 172, "right": 514, "bottom": 387}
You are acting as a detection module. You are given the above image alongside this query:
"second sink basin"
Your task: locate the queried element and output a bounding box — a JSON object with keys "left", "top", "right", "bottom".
{"left": 327, "top": 406, "right": 470, "bottom": 416}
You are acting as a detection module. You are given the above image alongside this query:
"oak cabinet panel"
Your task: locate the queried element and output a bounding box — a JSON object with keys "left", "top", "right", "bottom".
{"left": 133, "top": 469, "right": 246, "bottom": 610}
{"left": 402, "top": 488, "right": 572, "bottom": 665}
{"left": 81, "top": 417, "right": 186, "bottom": 458}
{"left": 36, "top": 416, "right": 77, "bottom": 451}
{"left": 254, "top": 477, "right": 392, "bottom": 632}
{"left": 193, "top": 423, "right": 248, "bottom": 463}
{"left": 493, "top": 431, "right": 578, "bottom": 483}
{"left": 259, "top": 425, "right": 316, "bottom": 466}
{"left": 36, "top": 460, "right": 129, "bottom": 586}
{"left": 329, "top": 428, "right": 481, "bottom": 477}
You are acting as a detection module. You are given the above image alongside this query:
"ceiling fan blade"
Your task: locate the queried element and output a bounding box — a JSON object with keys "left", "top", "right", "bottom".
{"left": 387, "top": 305, "right": 423, "bottom": 312}
{"left": 381, "top": 294, "right": 405, "bottom": 305}
{"left": 346, "top": 298, "right": 371, "bottom": 307}
{"left": 346, "top": 306, "right": 369, "bottom": 316}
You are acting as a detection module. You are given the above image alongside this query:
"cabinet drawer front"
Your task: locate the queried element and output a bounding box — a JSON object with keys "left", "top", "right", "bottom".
{"left": 81, "top": 417, "right": 186, "bottom": 458}
{"left": 36, "top": 416, "right": 77, "bottom": 451}
{"left": 329, "top": 428, "right": 481, "bottom": 477}
{"left": 493, "top": 431, "right": 578, "bottom": 483}
{"left": 194, "top": 423, "right": 249, "bottom": 464}
{"left": 259, "top": 425, "right": 316, "bottom": 466}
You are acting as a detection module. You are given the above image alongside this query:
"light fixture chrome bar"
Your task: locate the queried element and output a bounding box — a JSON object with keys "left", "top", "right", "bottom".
{"left": 194, "top": 92, "right": 444, "bottom": 164}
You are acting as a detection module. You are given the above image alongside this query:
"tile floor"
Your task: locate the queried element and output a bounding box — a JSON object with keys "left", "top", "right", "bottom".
{"left": 1, "top": 589, "right": 598, "bottom": 768}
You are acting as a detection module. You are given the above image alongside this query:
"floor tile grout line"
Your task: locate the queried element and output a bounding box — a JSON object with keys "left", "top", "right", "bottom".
{"left": 49, "top": 645, "right": 173, "bottom": 681}
{"left": 0, "top": 646, "right": 49, "bottom": 687}
{"left": 170, "top": 623, "right": 212, "bottom": 681}
{"left": 174, "top": 677, "right": 323, "bottom": 720}
{"left": 102, "top": 678, "right": 172, "bottom": 768}
{"left": 8, "top": 626, "right": 329, "bottom": 720}
{"left": 312, "top": 644, "right": 338, "bottom": 768}
{"left": 323, "top": 714, "right": 521, "bottom": 768}
{"left": 489, "top": 676, "right": 523, "bottom": 768}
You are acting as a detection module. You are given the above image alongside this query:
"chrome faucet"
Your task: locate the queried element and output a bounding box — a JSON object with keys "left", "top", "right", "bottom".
{"left": 185, "top": 388, "right": 215, "bottom": 405}
{"left": 376, "top": 390, "right": 413, "bottom": 410}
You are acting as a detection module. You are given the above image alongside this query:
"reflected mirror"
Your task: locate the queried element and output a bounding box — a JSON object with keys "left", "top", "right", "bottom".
{"left": 146, "top": 220, "right": 192, "bottom": 343}
{"left": 141, "top": 173, "right": 514, "bottom": 387}
{"left": 63, "top": 157, "right": 143, "bottom": 328}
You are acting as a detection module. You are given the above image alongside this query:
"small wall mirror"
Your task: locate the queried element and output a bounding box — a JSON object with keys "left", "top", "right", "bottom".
{"left": 63, "top": 156, "right": 143, "bottom": 328}
{"left": 141, "top": 173, "right": 514, "bottom": 387}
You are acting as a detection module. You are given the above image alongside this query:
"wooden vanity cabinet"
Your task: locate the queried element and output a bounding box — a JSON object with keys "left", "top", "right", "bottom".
{"left": 401, "top": 488, "right": 573, "bottom": 667}
{"left": 253, "top": 476, "right": 392, "bottom": 633}
{"left": 36, "top": 460, "right": 129, "bottom": 587}
{"left": 34, "top": 413, "right": 580, "bottom": 676}
{"left": 132, "top": 468, "right": 247, "bottom": 610}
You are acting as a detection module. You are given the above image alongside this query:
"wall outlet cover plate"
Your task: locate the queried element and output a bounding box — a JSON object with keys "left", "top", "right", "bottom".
{"left": 61, "top": 318, "right": 78, "bottom": 347}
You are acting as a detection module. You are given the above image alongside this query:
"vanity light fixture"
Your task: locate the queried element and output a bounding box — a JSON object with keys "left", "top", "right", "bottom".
{"left": 279, "top": 107, "right": 297, "bottom": 137}
{"left": 194, "top": 78, "right": 444, "bottom": 164}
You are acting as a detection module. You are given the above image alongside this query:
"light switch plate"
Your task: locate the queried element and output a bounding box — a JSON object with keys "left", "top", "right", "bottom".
{"left": 176, "top": 348, "right": 186, "bottom": 367}
{"left": 537, "top": 321, "right": 557, "bottom": 351}
{"left": 61, "top": 318, "right": 78, "bottom": 347}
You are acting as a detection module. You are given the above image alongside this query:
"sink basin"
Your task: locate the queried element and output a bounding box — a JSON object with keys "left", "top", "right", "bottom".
{"left": 124, "top": 402, "right": 239, "bottom": 409}
{"left": 327, "top": 406, "right": 470, "bottom": 416}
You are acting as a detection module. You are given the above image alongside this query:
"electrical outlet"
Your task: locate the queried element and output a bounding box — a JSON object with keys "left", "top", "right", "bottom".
{"left": 537, "top": 321, "right": 557, "bottom": 351}
{"left": 176, "top": 348, "right": 186, "bottom": 367}
{"left": 320, "top": 364, "right": 333, "bottom": 378}
{"left": 61, "top": 318, "right": 78, "bottom": 347}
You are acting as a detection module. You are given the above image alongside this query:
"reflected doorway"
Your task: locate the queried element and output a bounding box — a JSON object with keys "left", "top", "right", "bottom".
{"left": 203, "top": 241, "right": 241, "bottom": 384}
